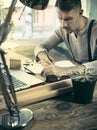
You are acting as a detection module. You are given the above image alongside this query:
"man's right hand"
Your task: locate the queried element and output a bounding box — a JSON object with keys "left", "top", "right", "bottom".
{"left": 37, "top": 51, "right": 54, "bottom": 66}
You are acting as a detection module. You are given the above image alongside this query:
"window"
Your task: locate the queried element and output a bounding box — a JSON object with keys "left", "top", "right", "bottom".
{"left": 1, "top": 1, "right": 56, "bottom": 40}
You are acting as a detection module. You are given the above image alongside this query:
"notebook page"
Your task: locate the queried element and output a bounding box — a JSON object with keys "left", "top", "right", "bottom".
{"left": 55, "top": 60, "right": 75, "bottom": 67}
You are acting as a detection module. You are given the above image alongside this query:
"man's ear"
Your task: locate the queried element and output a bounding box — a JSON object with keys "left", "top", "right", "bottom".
{"left": 79, "top": 9, "right": 83, "bottom": 15}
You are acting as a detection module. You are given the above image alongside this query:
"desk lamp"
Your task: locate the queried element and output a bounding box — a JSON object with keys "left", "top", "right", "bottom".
{"left": 0, "top": 0, "right": 49, "bottom": 129}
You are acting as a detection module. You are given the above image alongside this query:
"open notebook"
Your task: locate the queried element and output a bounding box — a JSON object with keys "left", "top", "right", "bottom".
{"left": 26, "top": 60, "right": 75, "bottom": 74}
{"left": 55, "top": 60, "right": 75, "bottom": 67}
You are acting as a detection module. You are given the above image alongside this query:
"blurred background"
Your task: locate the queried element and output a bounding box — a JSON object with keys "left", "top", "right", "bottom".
{"left": 0, "top": 0, "right": 97, "bottom": 60}
{"left": 1, "top": 0, "right": 97, "bottom": 40}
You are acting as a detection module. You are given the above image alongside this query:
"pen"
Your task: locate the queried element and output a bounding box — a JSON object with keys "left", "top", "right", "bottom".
{"left": 24, "top": 67, "right": 36, "bottom": 75}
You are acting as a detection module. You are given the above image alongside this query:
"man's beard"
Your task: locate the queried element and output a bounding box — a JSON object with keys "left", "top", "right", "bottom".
{"left": 63, "top": 27, "right": 73, "bottom": 33}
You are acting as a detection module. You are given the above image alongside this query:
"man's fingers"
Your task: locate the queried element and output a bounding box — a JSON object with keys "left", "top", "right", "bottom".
{"left": 41, "top": 68, "right": 53, "bottom": 76}
{"left": 40, "top": 59, "right": 52, "bottom": 67}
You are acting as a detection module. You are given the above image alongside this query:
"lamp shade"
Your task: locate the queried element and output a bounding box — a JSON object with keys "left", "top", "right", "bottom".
{"left": 19, "top": 0, "right": 49, "bottom": 10}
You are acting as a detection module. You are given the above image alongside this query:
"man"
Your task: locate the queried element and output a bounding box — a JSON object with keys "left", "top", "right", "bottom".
{"left": 34, "top": 0, "right": 97, "bottom": 77}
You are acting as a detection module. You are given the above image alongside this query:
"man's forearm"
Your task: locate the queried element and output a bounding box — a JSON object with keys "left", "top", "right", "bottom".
{"left": 59, "top": 64, "right": 85, "bottom": 77}
{"left": 83, "top": 60, "right": 97, "bottom": 74}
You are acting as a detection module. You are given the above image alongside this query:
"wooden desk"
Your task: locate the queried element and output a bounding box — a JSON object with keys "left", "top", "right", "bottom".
{"left": 24, "top": 84, "right": 97, "bottom": 130}
{"left": 16, "top": 85, "right": 97, "bottom": 130}
{"left": 0, "top": 85, "right": 97, "bottom": 130}
{"left": 0, "top": 47, "right": 97, "bottom": 130}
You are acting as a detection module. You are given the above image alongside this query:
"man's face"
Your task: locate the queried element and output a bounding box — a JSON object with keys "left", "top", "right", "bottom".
{"left": 56, "top": 8, "right": 82, "bottom": 33}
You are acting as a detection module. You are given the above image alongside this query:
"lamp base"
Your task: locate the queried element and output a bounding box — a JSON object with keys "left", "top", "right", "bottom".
{"left": 0, "top": 108, "right": 34, "bottom": 129}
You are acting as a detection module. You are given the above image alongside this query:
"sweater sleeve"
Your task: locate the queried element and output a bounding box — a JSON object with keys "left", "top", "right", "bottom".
{"left": 34, "top": 27, "right": 64, "bottom": 57}
{"left": 83, "top": 60, "right": 97, "bottom": 74}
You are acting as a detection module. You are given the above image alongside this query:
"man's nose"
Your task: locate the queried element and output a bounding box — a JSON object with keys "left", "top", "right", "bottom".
{"left": 61, "top": 21, "right": 68, "bottom": 28}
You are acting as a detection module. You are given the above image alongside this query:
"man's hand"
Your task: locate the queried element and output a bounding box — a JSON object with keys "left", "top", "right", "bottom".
{"left": 41, "top": 62, "right": 84, "bottom": 77}
{"left": 41, "top": 62, "right": 71, "bottom": 77}
{"left": 38, "top": 51, "right": 54, "bottom": 65}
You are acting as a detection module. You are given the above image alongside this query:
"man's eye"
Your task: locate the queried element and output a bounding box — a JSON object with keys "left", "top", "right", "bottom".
{"left": 64, "top": 18, "right": 72, "bottom": 21}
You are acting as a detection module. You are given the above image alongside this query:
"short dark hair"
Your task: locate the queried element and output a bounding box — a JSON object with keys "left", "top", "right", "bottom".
{"left": 55, "top": 0, "right": 82, "bottom": 12}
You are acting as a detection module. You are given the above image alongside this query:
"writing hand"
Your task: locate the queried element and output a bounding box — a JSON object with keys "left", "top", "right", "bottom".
{"left": 38, "top": 51, "right": 54, "bottom": 66}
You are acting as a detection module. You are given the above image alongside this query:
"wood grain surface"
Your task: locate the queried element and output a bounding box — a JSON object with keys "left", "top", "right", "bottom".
{"left": 0, "top": 85, "right": 97, "bottom": 130}
{"left": 0, "top": 79, "right": 72, "bottom": 110}
{"left": 0, "top": 41, "right": 97, "bottom": 130}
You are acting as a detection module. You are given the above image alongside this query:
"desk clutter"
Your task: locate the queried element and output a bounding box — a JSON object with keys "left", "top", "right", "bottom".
{"left": 0, "top": 48, "right": 73, "bottom": 111}
{"left": 0, "top": 59, "right": 73, "bottom": 111}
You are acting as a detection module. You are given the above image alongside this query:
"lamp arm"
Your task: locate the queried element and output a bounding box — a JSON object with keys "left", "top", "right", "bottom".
{"left": 0, "top": 1, "right": 34, "bottom": 129}
{"left": 0, "top": 0, "right": 17, "bottom": 44}
{"left": 0, "top": 49, "right": 19, "bottom": 116}
{"left": 0, "top": 0, "right": 18, "bottom": 115}
{"left": 4, "top": 0, "right": 17, "bottom": 26}
{"left": 0, "top": 50, "right": 33, "bottom": 129}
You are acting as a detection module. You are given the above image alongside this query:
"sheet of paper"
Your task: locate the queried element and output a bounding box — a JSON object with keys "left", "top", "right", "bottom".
{"left": 24, "top": 60, "right": 75, "bottom": 75}
{"left": 55, "top": 60, "right": 75, "bottom": 67}
{"left": 25, "top": 62, "right": 44, "bottom": 74}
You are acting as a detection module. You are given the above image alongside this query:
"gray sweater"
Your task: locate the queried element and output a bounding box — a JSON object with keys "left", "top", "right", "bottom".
{"left": 35, "top": 19, "right": 97, "bottom": 73}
